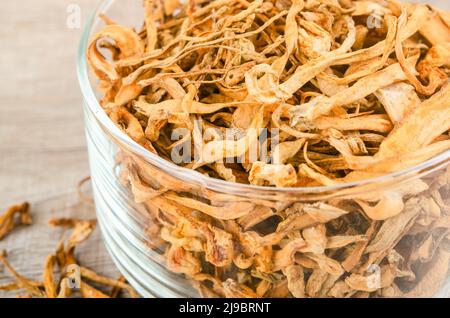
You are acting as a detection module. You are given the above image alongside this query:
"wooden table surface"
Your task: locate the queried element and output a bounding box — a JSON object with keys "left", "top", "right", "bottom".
{"left": 0, "top": 0, "right": 121, "bottom": 297}
{"left": 0, "top": 0, "right": 99, "bottom": 204}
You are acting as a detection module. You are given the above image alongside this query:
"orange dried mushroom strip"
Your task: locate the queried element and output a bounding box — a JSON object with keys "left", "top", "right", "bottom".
{"left": 0, "top": 251, "right": 45, "bottom": 297}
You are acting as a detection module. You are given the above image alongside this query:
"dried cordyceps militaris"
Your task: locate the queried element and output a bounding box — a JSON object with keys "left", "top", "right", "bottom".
{"left": 0, "top": 215, "right": 138, "bottom": 298}
{"left": 87, "top": 0, "right": 450, "bottom": 297}
{"left": 0, "top": 202, "right": 32, "bottom": 240}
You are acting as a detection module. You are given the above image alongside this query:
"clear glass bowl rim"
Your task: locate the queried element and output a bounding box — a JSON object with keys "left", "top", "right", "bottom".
{"left": 76, "top": 0, "right": 450, "bottom": 195}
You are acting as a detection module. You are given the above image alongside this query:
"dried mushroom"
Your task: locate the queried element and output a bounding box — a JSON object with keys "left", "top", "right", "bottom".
{"left": 0, "top": 211, "right": 137, "bottom": 298}
{"left": 87, "top": 0, "right": 450, "bottom": 298}
{"left": 0, "top": 202, "right": 31, "bottom": 240}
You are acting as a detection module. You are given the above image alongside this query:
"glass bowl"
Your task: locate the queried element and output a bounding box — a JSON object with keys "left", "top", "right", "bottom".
{"left": 77, "top": 0, "right": 450, "bottom": 298}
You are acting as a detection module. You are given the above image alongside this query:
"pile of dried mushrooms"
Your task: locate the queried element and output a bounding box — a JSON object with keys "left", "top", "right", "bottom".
{"left": 87, "top": 0, "right": 450, "bottom": 297}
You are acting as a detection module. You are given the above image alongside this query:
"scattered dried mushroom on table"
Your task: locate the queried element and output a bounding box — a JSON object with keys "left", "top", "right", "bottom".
{"left": 0, "top": 203, "right": 137, "bottom": 298}
{"left": 87, "top": 0, "right": 450, "bottom": 297}
{"left": 0, "top": 202, "right": 31, "bottom": 240}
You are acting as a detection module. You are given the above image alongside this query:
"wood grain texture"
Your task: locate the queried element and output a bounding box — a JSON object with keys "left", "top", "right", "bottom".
{"left": 0, "top": 0, "right": 121, "bottom": 297}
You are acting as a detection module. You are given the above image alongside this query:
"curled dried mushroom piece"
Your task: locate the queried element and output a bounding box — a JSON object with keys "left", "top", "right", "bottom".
{"left": 87, "top": 0, "right": 450, "bottom": 298}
